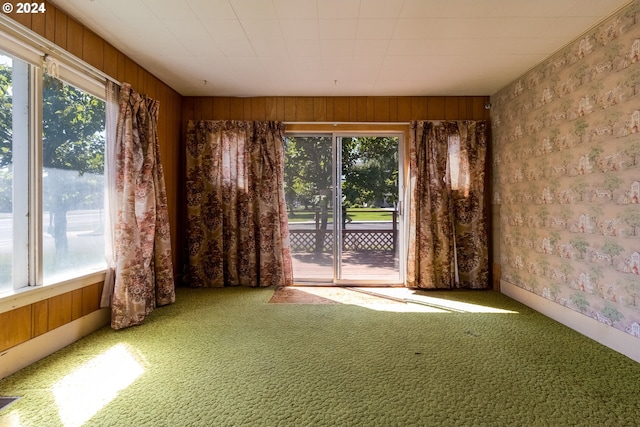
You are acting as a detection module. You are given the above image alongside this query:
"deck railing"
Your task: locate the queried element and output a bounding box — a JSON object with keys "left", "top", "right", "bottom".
{"left": 288, "top": 209, "right": 397, "bottom": 253}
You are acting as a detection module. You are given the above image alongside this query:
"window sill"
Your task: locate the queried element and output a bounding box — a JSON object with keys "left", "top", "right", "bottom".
{"left": 0, "top": 270, "right": 107, "bottom": 315}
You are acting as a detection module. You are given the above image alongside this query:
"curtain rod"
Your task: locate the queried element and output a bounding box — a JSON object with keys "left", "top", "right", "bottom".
{"left": 284, "top": 121, "right": 411, "bottom": 126}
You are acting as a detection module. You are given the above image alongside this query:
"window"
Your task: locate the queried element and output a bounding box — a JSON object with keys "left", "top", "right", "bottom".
{"left": 42, "top": 73, "right": 106, "bottom": 284}
{"left": 0, "top": 30, "right": 107, "bottom": 294}
{"left": 0, "top": 52, "right": 29, "bottom": 293}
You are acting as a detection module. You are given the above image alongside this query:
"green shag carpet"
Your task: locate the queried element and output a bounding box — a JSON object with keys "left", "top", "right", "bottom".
{"left": 1, "top": 287, "right": 639, "bottom": 427}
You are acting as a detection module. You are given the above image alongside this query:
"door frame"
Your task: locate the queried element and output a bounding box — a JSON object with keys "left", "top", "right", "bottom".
{"left": 285, "top": 128, "right": 408, "bottom": 286}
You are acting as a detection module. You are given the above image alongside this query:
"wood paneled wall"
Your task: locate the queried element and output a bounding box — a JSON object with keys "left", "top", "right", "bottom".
{"left": 182, "top": 96, "right": 490, "bottom": 123}
{"left": 0, "top": 282, "right": 102, "bottom": 352}
{"left": 2, "top": 2, "right": 182, "bottom": 351}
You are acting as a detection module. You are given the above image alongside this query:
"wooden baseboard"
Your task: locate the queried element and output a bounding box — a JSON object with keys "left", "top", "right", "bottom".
{"left": 501, "top": 280, "right": 640, "bottom": 364}
{"left": 0, "top": 308, "right": 110, "bottom": 380}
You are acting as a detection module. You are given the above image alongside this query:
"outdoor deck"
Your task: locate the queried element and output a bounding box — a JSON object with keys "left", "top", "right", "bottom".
{"left": 289, "top": 210, "right": 401, "bottom": 282}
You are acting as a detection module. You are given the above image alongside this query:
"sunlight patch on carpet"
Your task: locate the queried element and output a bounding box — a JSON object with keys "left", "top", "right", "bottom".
{"left": 270, "top": 287, "right": 446, "bottom": 312}
{"left": 270, "top": 287, "right": 519, "bottom": 314}
{"left": 53, "top": 343, "right": 145, "bottom": 427}
{"left": 358, "top": 288, "right": 520, "bottom": 314}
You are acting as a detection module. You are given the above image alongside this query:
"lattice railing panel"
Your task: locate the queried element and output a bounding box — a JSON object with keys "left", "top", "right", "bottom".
{"left": 290, "top": 230, "right": 395, "bottom": 253}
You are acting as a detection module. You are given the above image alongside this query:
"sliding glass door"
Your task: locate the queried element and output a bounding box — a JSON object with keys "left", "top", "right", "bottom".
{"left": 284, "top": 134, "right": 403, "bottom": 285}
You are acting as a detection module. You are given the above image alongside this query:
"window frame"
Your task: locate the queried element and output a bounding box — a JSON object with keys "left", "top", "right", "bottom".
{"left": 0, "top": 15, "right": 111, "bottom": 301}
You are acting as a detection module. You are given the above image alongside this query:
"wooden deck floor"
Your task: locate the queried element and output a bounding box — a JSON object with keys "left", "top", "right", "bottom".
{"left": 292, "top": 251, "right": 401, "bottom": 283}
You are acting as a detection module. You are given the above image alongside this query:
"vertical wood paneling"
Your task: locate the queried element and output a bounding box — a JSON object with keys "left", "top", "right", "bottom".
{"left": 124, "top": 57, "right": 139, "bottom": 86}
{"left": 356, "top": 97, "right": 367, "bottom": 121}
{"left": 54, "top": 8, "right": 67, "bottom": 49}
{"left": 397, "top": 98, "right": 411, "bottom": 121}
{"left": 284, "top": 98, "right": 296, "bottom": 121}
{"left": 473, "top": 97, "right": 487, "bottom": 120}
{"left": 31, "top": 12, "right": 46, "bottom": 37}
{"left": 66, "top": 18, "right": 83, "bottom": 59}
{"left": 45, "top": 6, "right": 56, "bottom": 42}
{"left": 0, "top": 306, "right": 31, "bottom": 352}
{"left": 445, "top": 97, "right": 459, "bottom": 120}
{"left": 458, "top": 97, "right": 468, "bottom": 120}
{"left": 411, "top": 97, "right": 427, "bottom": 119}
{"left": 49, "top": 292, "right": 73, "bottom": 330}
{"left": 212, "top": 97, "right": 229, "bottom": 119}
{"left": 182, "top": 98, "right": 195, "bottom": 125}
{"left": 276, "top": 97, "right": 285, "bottom": 121}
{"left": 117, "top": 52, "right": 126, "bottom": 83}
{"left": 10, "top": 11, "right": 31, "bottom": 28}
{"left": 242, "top": 98, "right": 252, "bottom": 119}
{"left": 82, "top": 29, "right": 103, "bottom": 70}
{"left": 251, "top": 97, "right": 266, "bottom": 120}
{"left": 388, "top": 97, "right": 398, "bottom": 122}
{"left": 103, "top": 43, "right": 118, "bottom": 79}
{"left": 295, "top": 97, "right": 313, "bottom": 121}
{"left": 72, "top": 289, "right": 83, "bottom": 321}
{"left": 192, "top": 98, "right": 203, "bottom": 120}
{"left": 82, "top": 283, "right": 102, "bottom": 316}
{"left": 229, "top": 98, "right": 244, "bottom": 119}
{"left": 427, "top": 97, "right": 444, "bottom": 119}
{"left": 334, "top": 98, "right": 349, "bottom": 122}
{"left": 201, "top": 97, "right": 214, "bottom": 119}
{"left": 32, "top": 300, "right": 48, "bottom": 337}
{"left": 325, "top": 97, "right": 334, "bottom": 121}
{"left": 265, "top": 97, "right": 278, "bottom": 120}
{"left": 313, "top": 97, "right": 326, "bottom": 121}
{"left": 374, "top": 98, "right": 390, "bottom": 122}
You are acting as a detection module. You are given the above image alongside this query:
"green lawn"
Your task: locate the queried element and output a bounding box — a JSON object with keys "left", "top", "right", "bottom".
{"left": 287, "top": 208, "right": 396, "bottom": 222}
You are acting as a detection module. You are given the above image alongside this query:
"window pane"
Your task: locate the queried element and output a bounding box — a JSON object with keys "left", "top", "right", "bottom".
{"left": 0, "top": 52, "right": 29, "bottom": 294}
{"left": 42, "top": 74, "right": 106, "bottom": 284}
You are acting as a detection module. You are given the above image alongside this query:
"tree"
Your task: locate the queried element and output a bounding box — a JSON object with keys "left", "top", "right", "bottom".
{"left": 574, "top": 119, "right": 589, "bottom": 143}
{"left": 559, "top": 260, "right": 574, "bottom": 284}
{"left": 621, "top": 138, "right": 640, "bottom": 166}
{"left": 341, "top": 136, "right": 398, "bottom": 207}
{"left": 601, "top": 239, "right": 624, "bottom": 266}
{"left": 571, "top": 177, "right": 588, "bottom": 202}
{"left": 0, "top": 65, "right": 105, "bottom": 264}
{"left": 284, "top": 136, "right": 333, "bottom": 212}
{"left": 42, "top": 75, "right": 105, "bottom": 265}
{"left": 570, "top": 236, "right": 589, "bottom": 260}
{"left": 600, "top": 303, "right": 624, "bottom": 323}
{"left": 284, "top": 136, "right": 333, "bottom": 252}
{"left": 619, "top": 206, "right": 640, "bottom": 236}
{"left": 603, "top": 174, "right": 622, "bottom": 200}
{"left": 571, "top": 292, "right": 590, "bottom": 313}
{"left": 621, "top": 277, "right": 640, "bottom": 306}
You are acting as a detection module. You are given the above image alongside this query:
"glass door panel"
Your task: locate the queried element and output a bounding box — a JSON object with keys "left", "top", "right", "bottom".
{"left": 285, "top": 135, "right": 334, "bottom": 282}
{"left": 285, "top": 133, "right": 403, "bottom": 285}
{"left": 337, "top": 136, "right": 401, "bottom": 283}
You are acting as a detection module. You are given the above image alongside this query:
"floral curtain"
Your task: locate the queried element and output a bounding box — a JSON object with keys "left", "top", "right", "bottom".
{"left": 185, "top": 120, "right": 293, "bottom": 288}
{"left": 407, "top": 121, "right": 489, "bottom": 289}
{"left": 107, "top": 82, "right": 175, "bottom": 330}
{"left": 452, "top": 121, "right": 489, "bottom": 289}
{"left": 407, "top": 121, "right": 455, "bottom": 289}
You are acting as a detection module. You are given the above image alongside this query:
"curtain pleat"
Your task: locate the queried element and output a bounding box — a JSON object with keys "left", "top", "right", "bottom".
{"left": 407, "top": 121, "right": 455, "bottom": 289}
{"left": 185, "top": 120, "right": 293, "bottom": 288}
{"left": 453, "top": 121, "right": 489, "bottom": 289}
{"left": 407, "top": 120, "right": 489, "bottom": 289}
{"left": 109, "top": 83, "right": 175, "bottom": 330}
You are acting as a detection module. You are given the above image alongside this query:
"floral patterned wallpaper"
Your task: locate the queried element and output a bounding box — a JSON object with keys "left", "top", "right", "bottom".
{"left": 492, "top": 1, "right": 640, "bottom": 340}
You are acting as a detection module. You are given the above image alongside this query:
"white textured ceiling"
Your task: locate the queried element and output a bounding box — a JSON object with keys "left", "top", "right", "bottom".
{"left": 50, "top": 0, "right": 632, "bottom": 97}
